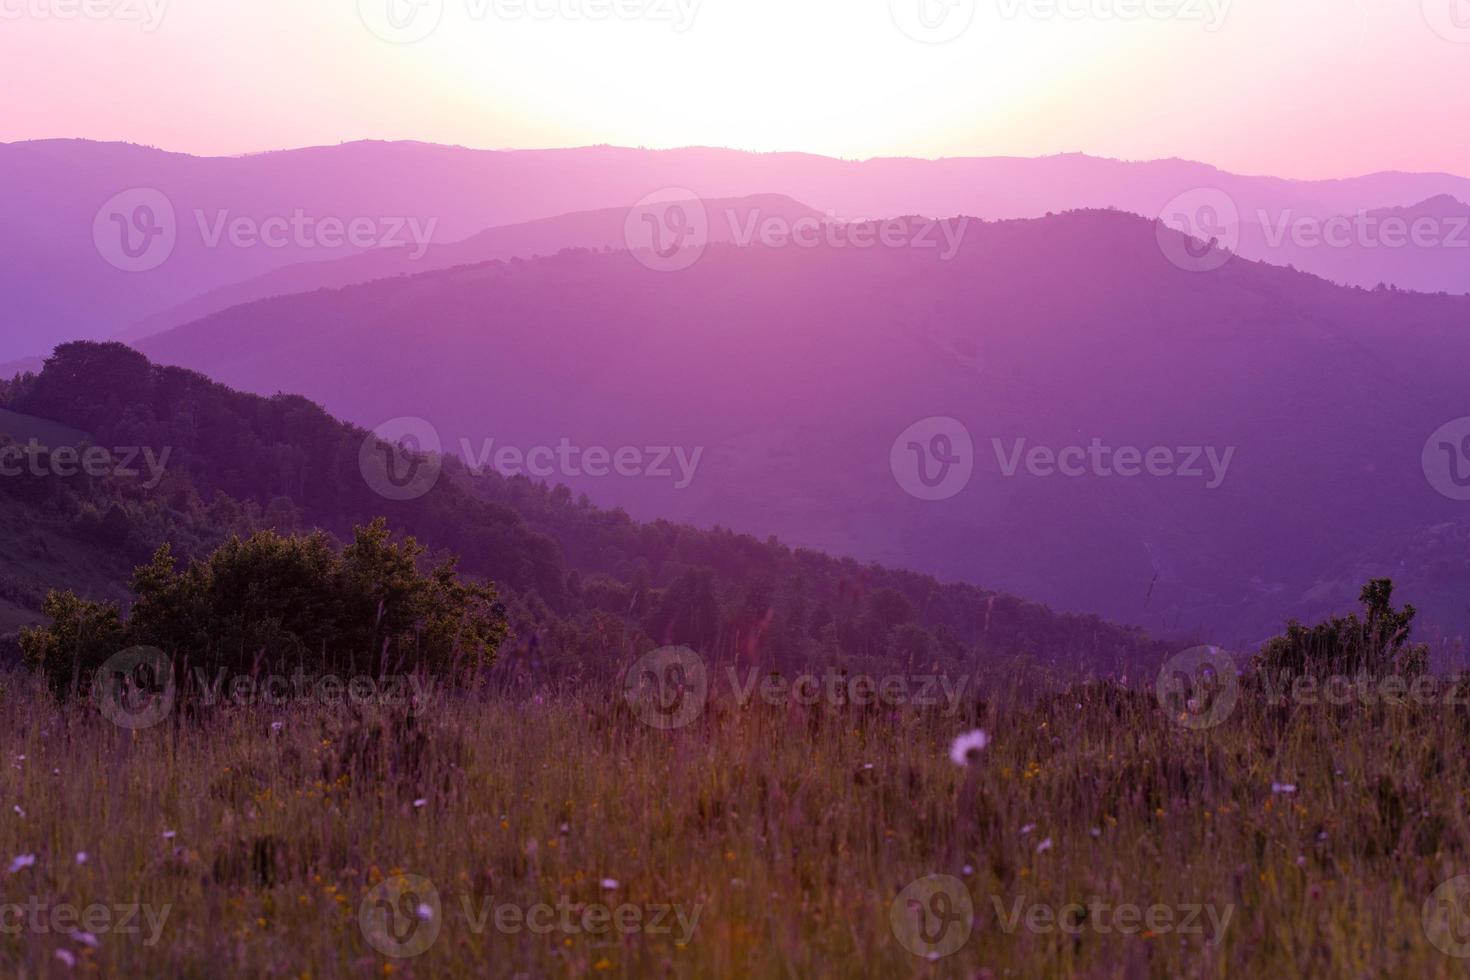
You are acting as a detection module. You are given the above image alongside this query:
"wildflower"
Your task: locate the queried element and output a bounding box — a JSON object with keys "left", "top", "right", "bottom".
{"left": 8, "top": 854, "right": 35, "bottom": 873}
{"left": 13, "top": 805, "right": 23, "bottom": 817}
{"left": 415, "top": 903, "right": 433, "bottom": 921}
{"left": 162, "top": 830, "right": 177, "bottom": 839}
{"left": 75, "top": 852, "right": 88, "bottom": 865}
{"left": 69, "top": 930, "right": 99, "bottom": 948}
{"left": 1271, "top": 783, "right": 1297, "bottom": 795}
{"left": 270, "top": 721, "right": 284, "bottom": 732}
{"left": 413, "top": 799, "right": 427, "bottom": 809}
{"left": 1089, "top": 827, "right": 1101, "bottom": 838}
{"left": 55, "top": 949, "right": 76, "bottom": 968}
{"left": 1036, "top": 838, "right": 1053, "bottom": 854}
{"left": 601, "top": 878, "right": 620, "bottom": 891}
{"left": 1020, "top": 824, "right": 1035, "bottom": 836}
{"left": 949, "top": 730, "right": 989, "bottom": 766}
{"left": 961, "top": 864, "right": 974, "bottom": 876}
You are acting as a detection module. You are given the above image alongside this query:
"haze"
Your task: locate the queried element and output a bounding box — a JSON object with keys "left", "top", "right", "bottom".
{"left": 4, "top": 0, "right": 1470, "bottom": 178}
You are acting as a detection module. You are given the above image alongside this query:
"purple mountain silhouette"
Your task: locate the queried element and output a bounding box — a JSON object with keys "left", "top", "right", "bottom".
{"left": 119, "top": 195, "right": 824, "bottom": 342}
{"left": 9, "top": 138, "right": 1470, "bottom": 360}
{"left": 134, "top": 209, "right": 1470, "bottom": 646}
{"left": 1235, "top": 195, "right": 1470, "bottom": 293}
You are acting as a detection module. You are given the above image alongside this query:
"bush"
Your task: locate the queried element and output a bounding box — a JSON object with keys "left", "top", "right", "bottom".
{"left": 21, "top": 518, "right": 508, "bottom": 696}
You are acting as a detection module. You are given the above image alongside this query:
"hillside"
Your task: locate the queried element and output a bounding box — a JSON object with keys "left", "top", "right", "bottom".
{"left": 0, "top": 343, "right": 1168, "bottom": 675}
{"left": 1235, "top": 195, "right": 1470, "bottom": 293}
{"left": 119, "top": 195, "right": 823, "bottom": 342}
{"left": 130, "top": 208, "right": 1470, "bottom": 644}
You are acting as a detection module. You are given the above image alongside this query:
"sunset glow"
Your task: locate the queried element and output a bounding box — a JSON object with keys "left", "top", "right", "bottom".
{"left": 3, "top": 0, "right": 1469, "bottom": 176}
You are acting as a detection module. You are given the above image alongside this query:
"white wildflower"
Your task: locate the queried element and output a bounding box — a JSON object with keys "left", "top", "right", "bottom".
{"left": 948, "top": 730, "right": 990, "bottom": 766}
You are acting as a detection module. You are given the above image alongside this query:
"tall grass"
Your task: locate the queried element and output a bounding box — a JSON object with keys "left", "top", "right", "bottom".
{"left": 3, "top": 662, "right": 1469, "bottom": 978}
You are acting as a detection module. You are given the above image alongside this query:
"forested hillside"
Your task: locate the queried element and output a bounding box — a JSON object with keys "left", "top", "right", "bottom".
{"left": 0, "top": 342, "right": 1169, "bottom": 675}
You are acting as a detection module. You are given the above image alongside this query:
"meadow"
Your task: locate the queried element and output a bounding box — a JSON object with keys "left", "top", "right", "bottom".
{"left": 3, "top": 657, "right": 1469, "bottom": 979}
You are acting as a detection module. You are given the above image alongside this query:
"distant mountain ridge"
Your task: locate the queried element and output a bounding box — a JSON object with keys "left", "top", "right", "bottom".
{"left": 7, "top": 137, "right": 1470, "bottom": 360}
{"left": 1235, "top": 194, "right": 1470, "bottom": 293}
{"left": 118, "top": 194, "right": 824, "bottom": 342}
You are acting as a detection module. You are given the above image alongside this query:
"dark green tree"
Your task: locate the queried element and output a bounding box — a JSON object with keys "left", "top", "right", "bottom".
{"left": 1256, "top": 579, "right": 1429, "bottom": 681}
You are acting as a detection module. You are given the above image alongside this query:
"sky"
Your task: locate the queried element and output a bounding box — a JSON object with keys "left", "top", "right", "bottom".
{"left": 2, "top": 0, "right": 1469, "bottom": 179}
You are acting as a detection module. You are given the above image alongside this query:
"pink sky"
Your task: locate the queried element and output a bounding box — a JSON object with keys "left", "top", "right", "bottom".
{"left": 3, "top": 0, "right": 1469, "bottom": 178}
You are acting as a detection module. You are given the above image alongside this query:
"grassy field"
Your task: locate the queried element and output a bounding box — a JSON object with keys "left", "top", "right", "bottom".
{"left": 3, "top": 657, "right": 1470, "bottom": 978}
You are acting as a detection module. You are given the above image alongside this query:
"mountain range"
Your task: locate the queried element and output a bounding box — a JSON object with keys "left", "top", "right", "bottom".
{"left": 8, "top": 138, "right": 1470, "bottom": 362}
{"left": 131, "top": 207, "right": 1470, "bottom": 646}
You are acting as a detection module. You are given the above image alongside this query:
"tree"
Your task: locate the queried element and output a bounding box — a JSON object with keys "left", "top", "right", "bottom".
{"left": 1255, "top": 579, "right": 1429, "bottom": 681}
